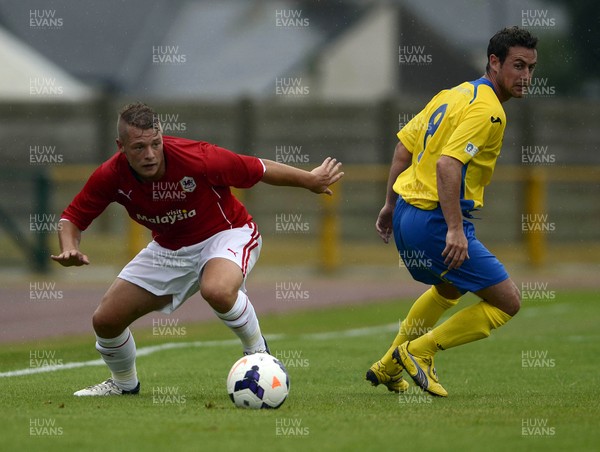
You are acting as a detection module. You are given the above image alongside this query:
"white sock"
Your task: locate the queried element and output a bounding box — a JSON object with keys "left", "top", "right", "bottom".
{"left": 95, "top": 328, "right": 138, "bottom": 391}
{"left": 214, "top": 291, "right": 265, "bottom": 354}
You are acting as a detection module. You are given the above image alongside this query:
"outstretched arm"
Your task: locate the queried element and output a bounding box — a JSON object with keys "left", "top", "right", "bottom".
{"left": 50, "top": 220, "right": 90, "bottom": 266}
{"left": 261, "top": 157, "right": 344, "bottom": 195}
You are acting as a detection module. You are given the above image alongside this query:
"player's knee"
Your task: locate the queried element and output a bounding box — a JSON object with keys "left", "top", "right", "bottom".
{"left": 434, "top": 283, "right": 462, "bottom": 301}
{"left": 483, "top": 281, "right": 520, "bottom": 317}
{"left": 200, "top": 281, "right": 238, "bottom": 312}
{"left": 92, "top": 304, "right": 124, "bottom": 338}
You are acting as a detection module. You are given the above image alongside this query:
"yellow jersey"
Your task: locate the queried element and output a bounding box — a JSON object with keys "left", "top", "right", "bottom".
{"left": 394, "top": 77, "right": 506, "bottom": 212}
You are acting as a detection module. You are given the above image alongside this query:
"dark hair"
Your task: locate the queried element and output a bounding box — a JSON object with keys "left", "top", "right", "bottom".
{"left": 117, "top": 102, "right": 160, "bottom": 142}
{"left": 486, "top": 26, "right": 538, "bottom": 72}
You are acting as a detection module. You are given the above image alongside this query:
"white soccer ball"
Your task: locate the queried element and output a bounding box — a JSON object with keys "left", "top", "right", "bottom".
{"left": 227, "top": 353, "right": 290, "bottom": 409}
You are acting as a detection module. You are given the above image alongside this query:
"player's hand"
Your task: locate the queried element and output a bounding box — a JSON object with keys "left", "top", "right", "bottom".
{"left": 376, "top": 204, "right": 394, "bottom": 244}
{"left": 309, "top": 157, "right": 344, "bottom": 195}
{"left": 442, "top": 229, "right": 469, "bottom": 270}
{"left": 50, "top": 249, "right": 90, "bottom": 267}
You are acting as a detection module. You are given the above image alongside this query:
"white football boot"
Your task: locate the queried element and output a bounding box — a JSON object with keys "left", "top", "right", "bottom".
{"left": 73, "top": 378, "right": 140, "bottom": 396}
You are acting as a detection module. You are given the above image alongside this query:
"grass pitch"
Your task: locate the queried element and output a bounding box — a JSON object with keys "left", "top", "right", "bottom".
{"left": 1, "top": 290, "right": 599, "bottom": 452}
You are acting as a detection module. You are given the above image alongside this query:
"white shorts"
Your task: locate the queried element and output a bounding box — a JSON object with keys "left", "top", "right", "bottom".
{"left": 118, "top": 222, "right": 261, "bottom": 314}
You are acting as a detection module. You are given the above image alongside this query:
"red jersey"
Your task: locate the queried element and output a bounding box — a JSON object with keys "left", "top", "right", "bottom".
{"left": 61, "top": 135, "right": 265, "bottom": 250}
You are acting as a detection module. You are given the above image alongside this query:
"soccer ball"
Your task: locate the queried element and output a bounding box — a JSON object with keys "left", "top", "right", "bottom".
{"left": 227, "top": 353, "right": 290, "bottom": 409}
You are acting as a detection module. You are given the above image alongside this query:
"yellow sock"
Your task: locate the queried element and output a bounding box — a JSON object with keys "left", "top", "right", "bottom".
{"left": 380, "top": 286, "right": 459, "bottom": 372}
{"left": 408, "top": 301, "right": 512, "bottom": 358}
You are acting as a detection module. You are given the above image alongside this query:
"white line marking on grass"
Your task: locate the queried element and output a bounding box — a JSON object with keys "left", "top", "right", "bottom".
{"left": 0, "top": 359, "right": 105, "bottom": 378}
{"left": 0, "top": 339, "right": 240, "bottom": 378}
{"left": 302, "top": 323, "right": 396, "bottom": 340}
{"left": 520, "top": 304, "right": 570, "bottom": 318}
{"left": 0, "top": 325, "right": 396, "bottom": 378}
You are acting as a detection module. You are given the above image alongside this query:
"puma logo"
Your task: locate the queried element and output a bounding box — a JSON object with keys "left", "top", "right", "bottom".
{"left": 227, "top": 248, "right": 238, "bottom": 257}
{"left": 118, "top": 189, "right": 133, "bottom": 201}
{"left": 490, "top": 116, "right": 502, "bottom": 124}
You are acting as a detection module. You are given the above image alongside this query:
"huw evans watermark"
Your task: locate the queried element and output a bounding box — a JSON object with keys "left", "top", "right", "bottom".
{"left": 275, "top": 350, "right": 309, "bottom": 368}
{"left": 275, "top": 281, "right": 309, "bottom": 301}
{"left": 152, "top": 386, "right": 187, "bottom": 404}
{"left": 521, "top": 214, "right": 555, "bottom": 233}
{"left": 30, "top": 350, "right": 63, "bottom": 368}
{"left": 29, "top": 418, "right": 63, "bottom": 436}
{"left": 275, "top": 10, "right": 309, "bottom": 28}
{"left": 152, "top": 318, "right": 187, "bottom": 336}
{"left": 275, "top": 418, "right": 309, "bottom": 437}
{"left": 400, "top": 318, "right": 432, "bottom": 337}
{"left": 398, "top": 386, "right": 433, "bottom": 404}
{"left": 399, "top": 250, "right": 432, "bottom": 269}
{"left": 521, "top": 10, "right": 556, "bottom": 28}
{"left": 523, "top": 77, "right": 556, "bottom": 98}
{"left": 275, "top": 213, "right": 310, "bottom": 233}
{"left": 29, "top": 10, "right": 63, "bottom": 29}
{"left": 152, "top": 181, "right": 188, "bottom": 201}
{"left": 521, "top": 418, "right": 556, "bottom": 436}
{"left": 398, "top": 113, "right": 428, "bottom": 132}
{"left": 29, "top": 77, "right": 63, "bottom": 96}
{"left": 152, "top": 249, "right": 186, "bottom": 268}
{"left": 154, "top": 113, "right": 187, "bottom": 133}
{"left": 275, "top": 78, "right": 310, "bottom": 96}
{"left": 521, "top": 145, "right": 556, "bottom": 165}
{"left": 152, "top": 45, "right": 187, "bottom": 65}
{"left": 521, "top": 350, "right": 556, "bottom": 368}
{"left": 30, "top": 145, "right": 64, "bottom": 164}
{"left": 399, "top": 45, "right": 432, "bottom": 65}
{"left": 275, "top": 145, "right": 309, "bottom": 164}
{"left": 29, "top": 281, "right": 63, "bottom": 301}
{"left": 30, "top": 214, "right": 63, "bottom": 233}
{"left": 521, "top": 281, "right": 555, "bottom": 302}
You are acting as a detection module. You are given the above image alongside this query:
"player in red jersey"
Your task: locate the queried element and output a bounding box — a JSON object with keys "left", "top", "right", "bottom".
{"left": 51, "top": 102, "right": 343, "bottom": 396}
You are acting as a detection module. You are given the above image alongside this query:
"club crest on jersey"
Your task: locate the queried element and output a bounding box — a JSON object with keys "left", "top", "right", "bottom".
{"left": 179, "top": 176, "right": 196, "bottom": 193}
{"left": 464, "top": 142, "right": 479, "bottom": 157}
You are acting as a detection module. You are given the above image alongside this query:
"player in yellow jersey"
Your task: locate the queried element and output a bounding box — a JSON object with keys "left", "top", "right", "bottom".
{"left": 366, "top": 26, "right": 538, "bottom": 396}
